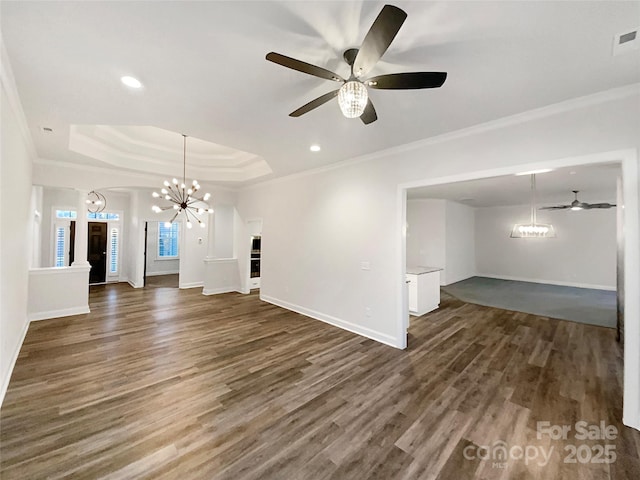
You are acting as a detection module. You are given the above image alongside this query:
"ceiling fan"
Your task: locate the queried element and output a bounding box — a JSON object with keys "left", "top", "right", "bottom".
{"left": 540, "top": 190, "right": 617, "bottom": 211}
{"left": 265, "top": 4, "right": 447, "bottom": 125}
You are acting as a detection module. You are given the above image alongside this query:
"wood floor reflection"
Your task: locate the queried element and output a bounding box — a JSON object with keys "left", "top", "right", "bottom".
{"left": 1, "top": 285, "right": 638, "bottom": 479}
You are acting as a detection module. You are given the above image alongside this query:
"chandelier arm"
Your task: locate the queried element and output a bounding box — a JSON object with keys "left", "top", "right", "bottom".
{"left": 165, "top": 185, "right": 182, "bottom": 203}
{"left": 184, "top": 208, "right": 200, "bottom": 225}
{"left": 159, "top": 206, "right": 175, "bottom": 211}
{"left": 168, "top": 211, "right": 180, "bottom": 224}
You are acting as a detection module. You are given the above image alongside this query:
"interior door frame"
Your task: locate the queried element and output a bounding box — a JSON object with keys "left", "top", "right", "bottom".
{"left": 396, "top": 148, "right": 640, "bottom": 430}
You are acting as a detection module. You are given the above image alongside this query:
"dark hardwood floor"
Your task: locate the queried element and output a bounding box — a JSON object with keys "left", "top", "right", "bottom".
{"left": 1, "top": 284, "right": 638, "bottom": 479}
{"left": 144, "top": 274, "right": 179, "bottom": 288}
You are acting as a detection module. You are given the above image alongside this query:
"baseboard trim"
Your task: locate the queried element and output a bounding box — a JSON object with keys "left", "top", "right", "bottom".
{"left": 0, "top": 318, "right": 29, "bottom": 407}
{"left": 202, "top": 286, "right": 242, "bottom": 296}
{"left": 475, "top": 274, "right": 616, "bottom": 291}
{"left": 29, "top": 306, "right": 90, "bottom": 322}
{"left": 260, "top": 294, "right": 401, "bottom": 349}
{"left": 179, "top": 281, "right": 204, "bottom": 289}
{"left": 128, "top": 280, "right": 142, "bottom": 289}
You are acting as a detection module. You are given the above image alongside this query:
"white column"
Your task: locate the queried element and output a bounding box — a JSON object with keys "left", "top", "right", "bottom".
{"left": 72, "top": 189, "right": 90, "bottom": 266}
{"left": 206, "top": 210, "right": 216, "bottom": 259}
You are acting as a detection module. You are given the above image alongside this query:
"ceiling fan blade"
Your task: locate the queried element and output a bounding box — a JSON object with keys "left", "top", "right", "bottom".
{"left": 353, "top": 5, "right": 407, "bottom": 78}
{"left": 289, "top": 90, "right": 339, "bottom": 117}
{"left": 584, "top": 203, "right": 616, "bottom": 209}
{"left": 540, "top": 205, "right": 571, "bottom": 210}
{"left": 366, "top": 72, "right": 447, "bottom": 90}
{"left": 266, "top": 52, "right": 345, "bottom": 82}
{"left": 360, "top": 99, "right": 377, "bottom": 125}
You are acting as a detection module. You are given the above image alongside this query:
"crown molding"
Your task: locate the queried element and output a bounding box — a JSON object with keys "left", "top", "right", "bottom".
{"left": 241, "top": 82, "right": 640, "bottom": 192}
{"left": 0, "top": 35, "right": 37, "bottom": 160}
{"left": 32, "top": 157, "right": 240, "bottom": 192}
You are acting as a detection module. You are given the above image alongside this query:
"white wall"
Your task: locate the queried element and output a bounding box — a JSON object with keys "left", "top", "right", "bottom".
{"left": 476, "top": 204, "right": 617, "bottom": 289}
{"left": 178, "top": 219, "right": 208, "bottom": 288}
{"left": 237, "top": 88, "right": 639, "bottom": 349}
{"left": 40, "top": 187, "right": 77, "bottom": 267}
{"left": 214, "top": 205, "right": 235, "bottom": 258}
{"left": 445, "top": 200, "right": 476, "bottom": 285}
{"left": 30, "top": 186, "right": 43, "bottom": 268}
{"left": 1, "top": 47, "right": 34, "bottom": 404}
{"left": 406, "top": 199, "right": 475, "bottom": 285}
{"left": 27, "top": 266, "right": 91, "bottom": 321}
{"left": 145, "top": 221, "right": 179, "bottom": 276}
{"left": 406, "top": 199, "right": 445, "bottom": 272}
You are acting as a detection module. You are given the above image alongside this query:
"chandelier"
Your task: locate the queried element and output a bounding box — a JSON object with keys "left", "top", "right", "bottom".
{"left": 338, "top": 80, "right": 368, "bottom": 118}
{"left": 510, "top": 174, "right": 555, "bottom": 238}
{"left": 86, "top": 190, "right": 106, "bottom": 213}
{"left": 151, "top": 134, "right": 213, "bottom": 229}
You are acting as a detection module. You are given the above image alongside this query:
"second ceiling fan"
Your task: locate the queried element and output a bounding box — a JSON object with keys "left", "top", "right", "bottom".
{"left": 266, "top": 4, "right": 447, "bottom": 125}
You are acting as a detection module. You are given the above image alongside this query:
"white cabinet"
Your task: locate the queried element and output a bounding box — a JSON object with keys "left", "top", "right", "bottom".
{"left": 406, "top": 267, "right": 441, "bottom": 316}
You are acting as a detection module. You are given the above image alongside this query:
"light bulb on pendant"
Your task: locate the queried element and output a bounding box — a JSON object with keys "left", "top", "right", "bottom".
{"left": 338, "top": 81, "right": 368, "bottom": 118}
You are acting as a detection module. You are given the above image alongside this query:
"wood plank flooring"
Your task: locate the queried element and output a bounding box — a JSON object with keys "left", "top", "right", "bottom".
{"left": 1, "top": 284, "right": 639, "bottom": 479}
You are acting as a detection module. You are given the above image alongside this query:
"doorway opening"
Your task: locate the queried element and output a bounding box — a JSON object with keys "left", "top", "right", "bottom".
{"left": 397, "top": 149, "right": 639, "bottom": 430}
{"left": 404, "top": 163, "right": 620, "bottom": 330}
{"left": 143, "top": 221, "right": 180, "bottom": 289}
{"left": 245, "top": 219, "right": 263, "bottom": 292}
{"left": 88, "top": 222, "right": 107, "bottom": 284}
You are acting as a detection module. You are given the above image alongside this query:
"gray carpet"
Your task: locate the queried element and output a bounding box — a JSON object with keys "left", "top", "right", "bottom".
{"left": 441, "top": 276, "right": 616, "bottom": 328}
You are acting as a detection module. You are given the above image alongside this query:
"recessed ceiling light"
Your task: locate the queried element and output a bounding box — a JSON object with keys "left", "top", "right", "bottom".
{"left": 515, "top": 168, "right": 553, "bottom": 176}
{"left": 309, "top": 145, "right": 321, "bottom": 152}
{"left": 569, "top": 171, "right": 577, "bottom": 175}
{"left": 121, "top": 76, "right": 142, "bottom": 89}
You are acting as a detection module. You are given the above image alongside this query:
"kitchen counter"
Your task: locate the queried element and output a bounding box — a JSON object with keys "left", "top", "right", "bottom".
{"left": 406, "top": 267, "right": 442, "bottom": 318}
{"left": 406, "top": 266, "right": 443, "bottom": 275}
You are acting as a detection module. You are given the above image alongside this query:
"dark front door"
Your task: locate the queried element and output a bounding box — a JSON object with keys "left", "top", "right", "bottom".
{"left": 88, "top": 222, "right": 107, "bottom": 284}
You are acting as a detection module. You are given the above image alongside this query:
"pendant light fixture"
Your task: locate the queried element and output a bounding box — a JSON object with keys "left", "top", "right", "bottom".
{"left": 151, "top": 134, "right": 213, "bottom": 229}
{"left": 510, "top": 174, "right": 556, "bottom": 238}
{"left": 86, "top": 190, "right": 106, "bottom": 213}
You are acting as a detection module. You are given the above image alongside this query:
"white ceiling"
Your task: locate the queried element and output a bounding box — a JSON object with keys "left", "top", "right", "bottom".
{"left": 407, "top": 163, "right": 621, "bottom": 207}
{"left": 1, "top": 1, "right": 639, "bottom": 186}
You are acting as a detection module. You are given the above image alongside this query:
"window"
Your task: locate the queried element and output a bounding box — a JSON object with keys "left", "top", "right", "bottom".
{"left": 109, "top": 228, "right": 119, "bottom": 274}
{"left": 55, "top": 226, "right": 66, "bottom": 267}
{"left": 55, "top": 209, "right": 77, "bottom": 219}
{"left": 88, "top": 212, "right": 120, "bottom": 220}
{"left": 158, "top": 222, "right": 179, "bottom": 258}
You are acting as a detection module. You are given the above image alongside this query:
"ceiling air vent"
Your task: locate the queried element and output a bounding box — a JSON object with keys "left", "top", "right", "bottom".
{"left": 613, "top": 27, "right": 639, "bottom": 56}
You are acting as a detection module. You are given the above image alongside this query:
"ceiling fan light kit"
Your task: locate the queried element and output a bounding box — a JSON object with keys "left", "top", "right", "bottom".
{"left": 151, "top": 135, "right": 213, "bottom": 229}
{"left": 265, "top": 4, "right": 447, "bottom": 124}
{"left": 510, "top": 174, "right": 556, "bottom": 239}
{"left": 338, "top": 81, "right": 369, "bottom": 118}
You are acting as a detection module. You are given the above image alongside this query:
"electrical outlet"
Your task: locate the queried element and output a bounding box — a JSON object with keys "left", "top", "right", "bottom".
{"left": 361, "top": 261, "right": 370, "bottom": 271}
{"left": 365, "top": 307, "right": 371, "bottom": 318}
